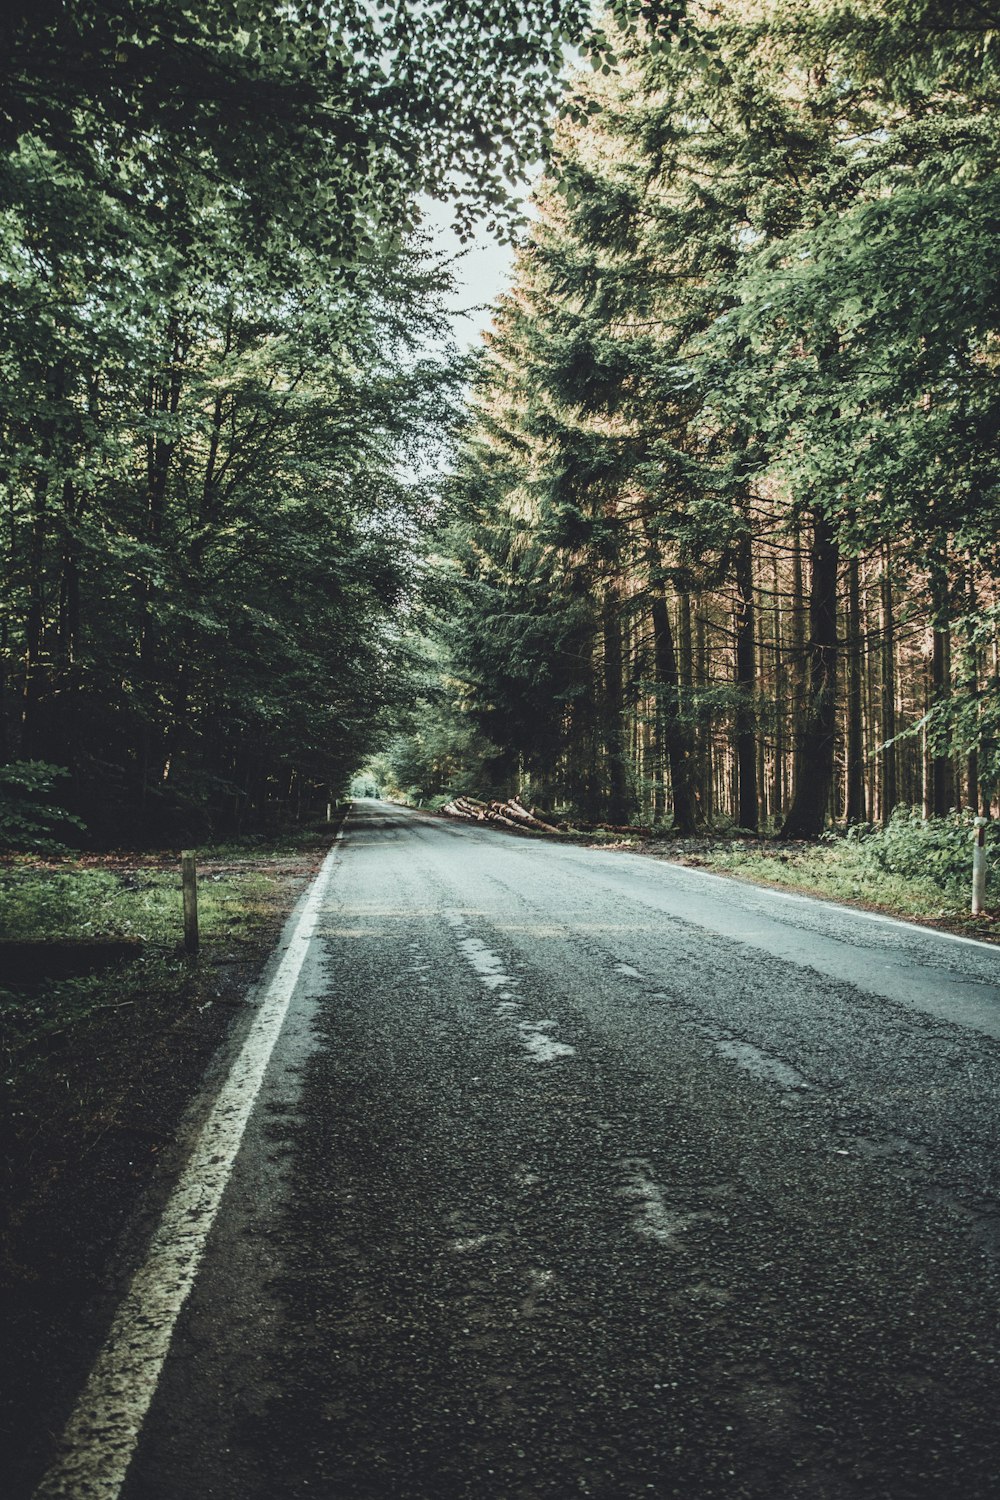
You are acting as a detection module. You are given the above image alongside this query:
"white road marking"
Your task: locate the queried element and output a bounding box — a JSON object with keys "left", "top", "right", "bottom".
{"left": 518, "top": 1018, "right": 575, "bottom": 1063}
{"left": 32, "top": 830, "right": 346, "bottom": 1500}
{"left": 713, "top": 1038, "right": 811, "bottom": 1092}
{"left": 456, "top": 933, "right": 518, "bottom": 990}
{"left": 617, "top": 1158, "right": 706, "bottom": 1245}
{"left": 448, "top": 917, "right": 574, "bottom": 1063}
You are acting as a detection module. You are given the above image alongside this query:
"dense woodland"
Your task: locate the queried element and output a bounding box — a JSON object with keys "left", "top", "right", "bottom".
{"left": 0, "top": 0, "right": 597, "bottom": 842}
{"left": 389, "top": 0, "right": 1000, "bottom": 836}
{"left": 2, "top": 1, "right": 1000, "bottom": 845}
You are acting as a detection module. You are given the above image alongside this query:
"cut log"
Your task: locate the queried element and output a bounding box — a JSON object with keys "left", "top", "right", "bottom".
{"left": 441, "top": 794, "right": 563, "bottom": 834}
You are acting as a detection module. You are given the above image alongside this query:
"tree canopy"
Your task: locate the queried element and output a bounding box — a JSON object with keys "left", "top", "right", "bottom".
{"left": 0, "top": 0, "right": 634, "bottom": 840}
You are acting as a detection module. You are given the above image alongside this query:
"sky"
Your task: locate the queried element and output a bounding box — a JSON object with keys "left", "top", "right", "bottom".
{"left": 417, "top": 195, "right": 519, "bottom": 351}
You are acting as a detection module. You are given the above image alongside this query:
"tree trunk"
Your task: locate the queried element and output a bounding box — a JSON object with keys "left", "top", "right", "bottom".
{"left": 649, "top": 586, "right": 700, "bottom": 836}
{"left": 138, "top": 316, "right": 184, "bottom": 817}
{"left": 695, "top": 607, "right": 712, "bottom": 821}
{"left": 879, "top": 552, "right": 898, "bottom": 823}
{"left": 845, "top": 554, "right": 866, "bottom": 824}
{"left": 788, "top": 518, "right": 806, "bottom": 809}
{"left": 771, "top": 551, "right": 784, "bottom": 823}
{"left": 56, "top": 476, "right": 81, "bottom": 677}
{"left": 929, "top": 559, "right": 953, "bottom": 816}
{"left": 21, "top": 469, "right": 50, "bottom": 757}
{"left": 601, "top": 589, "right": 629, "bottom": 825}
{"left": 780, "top": 505, "right": 839, "bottom": 839}
{"left": 964, "top": 571, "right": 980, "bottom": 812}
{"left": 734, "top": 530, "right": 759, "bottom": 830}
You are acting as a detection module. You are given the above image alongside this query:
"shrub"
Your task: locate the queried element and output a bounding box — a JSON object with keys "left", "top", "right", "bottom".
{"left": 0, "top": 762, "right": 85, "bottom": 852}
{"left": 845, "top": 807, "right": 998, "bottom": 894}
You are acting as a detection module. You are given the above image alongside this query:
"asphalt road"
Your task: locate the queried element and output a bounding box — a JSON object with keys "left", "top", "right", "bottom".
{"left": 41, "top": 800, "right": 1000, "bottom": 1498}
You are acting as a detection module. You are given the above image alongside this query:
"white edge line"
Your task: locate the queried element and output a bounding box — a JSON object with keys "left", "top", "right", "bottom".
{"left": 32, "top": 826, "right": 347, "bottom": 1500}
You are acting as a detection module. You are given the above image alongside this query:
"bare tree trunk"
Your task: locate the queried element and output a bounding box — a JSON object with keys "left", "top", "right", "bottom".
{"left": 787, "top": 518, "right": 807, "bottom": 810}
{"left": 734, "top": 531, "right": 759, "bottom": 830}
{"left": 695, "top": 608, "right": 712, "bottom": 822}
{"left": 921, "top": 669, "right": 933, "bottom": 820}
{"left": 845, "top": 555, "right": 866, "bottom": 823}
{"left": 879, "top": 551, "right": 898, "bottom": 822}
{"left": 771, "top": 551, "right": 784, "bottom": 823}
{"left": 862, "top": 558, "right": 877, "bottom": 820}
{"left": 929, "top": 559, "right": 954, "bottom": 816}
{"left": 602, "top": 587, "right": 629, "bottom": 825}
{"left": 648, "top": 586, "right": 700, "bottom": 835}
{"left": 21, "top": 468, "right": 50, "bottom": 757}
{"left": 780, "top": 505, "right": 839, "bottom": 839}
{"left": 964, "top": 571, "right": 980, "bottom": 811}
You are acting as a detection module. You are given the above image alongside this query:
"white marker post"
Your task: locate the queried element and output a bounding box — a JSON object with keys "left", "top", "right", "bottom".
{"left": 972, "top": 816, "right": 988, "bottom": 917}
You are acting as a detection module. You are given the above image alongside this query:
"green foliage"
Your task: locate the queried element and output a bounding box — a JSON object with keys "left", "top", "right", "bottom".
{"left": 0, "top": 763, "right": 85, "bottom": 852}
{"left": 7, "top": 1, "right": 1000, "bottom": 840}
{"left": 430, "top": 0, "right": 1000, "bottom": 831}
{"left": 0, "top": 139, "right": 458, "bottom": 836}
{"left": 0, "top": 863, "right": 272, "bottom": 943}
{"left": 367, "top": 634, "right": 507, "bottom": 805}
{"left": 1, "top": 960, "right": 185, "bottom": 1078}
{"left": 843, "top": 808, "right": 998, "bottom": 895}
{"left": 0, "top": 0, "right": 603, "bottom": 255}
{"left": 701, "top": 826, "right": 994, "bottom": 921}
{"left": 0, "top": 0, "right": 631, "bottom": 843}
{"left": 0, "top": 843, "right": 301, "bottom": 1079}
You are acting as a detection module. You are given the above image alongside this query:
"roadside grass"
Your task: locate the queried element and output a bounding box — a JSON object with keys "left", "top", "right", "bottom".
{"left": 684, "top": 831, "right": 997, "bottom": 937}
{"left": 694, "top": 842, "right": 964, "bottom": 915}
{"left": 0, "top": 864, "right": 274, "bottom": 944}
{"left": 0, "top": 826, "right": 332, "bottom": 1086}
{"left": 0, "top": 822, "right": 337, "bottom": 1313}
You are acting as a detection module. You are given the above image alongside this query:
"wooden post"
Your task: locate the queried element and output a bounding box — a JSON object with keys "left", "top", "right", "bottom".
{"left": 972, "top": 817, "right": 988, "bottom": 917}
{"left": 182, "top": 850, "right": 199, "bottom": 954}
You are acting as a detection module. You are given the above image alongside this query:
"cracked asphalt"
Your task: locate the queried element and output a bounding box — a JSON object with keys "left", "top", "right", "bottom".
{"left": 93, "top": 800, "right": 1000, "bottom": 1497}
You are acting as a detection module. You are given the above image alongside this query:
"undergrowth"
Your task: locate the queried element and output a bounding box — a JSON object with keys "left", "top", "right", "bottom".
{"left": 2, "top": 954, "right": 192, "bottom": 1082}
{"left": 698, "top": 808, "right": 996, "bottom": 923}
{"left": 0, "top": 828, "right": 331, "bottom": 1083}
{"left": 0, "top": 866, "right": 275, "bottom": 945}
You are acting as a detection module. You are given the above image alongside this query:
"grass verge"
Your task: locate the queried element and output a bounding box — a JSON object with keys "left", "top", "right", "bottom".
{"left": 1, "top": 845, "right": 311, "bottom": 1077}
{"left": 0, "top": 825, "right": 336, "bottom": 1290}
{"left": 658, "top": 834, "right": 998, "bottom": 940}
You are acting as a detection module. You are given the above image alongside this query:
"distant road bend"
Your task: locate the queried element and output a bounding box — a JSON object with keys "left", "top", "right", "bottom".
{"left": 36, "top": 798, "right": 1000, "bottom": 1499}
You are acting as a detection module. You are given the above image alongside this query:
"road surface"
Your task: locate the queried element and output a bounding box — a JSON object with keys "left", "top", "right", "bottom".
{"left": 35, "top": 800, "right": 1000, "bottom": 1498}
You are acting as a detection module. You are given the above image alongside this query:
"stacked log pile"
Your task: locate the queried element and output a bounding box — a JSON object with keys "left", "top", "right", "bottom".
{"left": 441, "top": 795, "right": 564, "bottom": 834}
{"left": 439, "top": 795, "right": 666, "bottom": 839}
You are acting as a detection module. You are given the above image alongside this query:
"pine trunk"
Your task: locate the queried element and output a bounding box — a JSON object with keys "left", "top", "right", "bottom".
{"left": 734, "top": 531, "right": 759, "bottom": 830}
{"left": 602, "top": 589, "right": 629, "bottom": 825}
{"left": 649, "top": 587, "right": 700, "bottom": 836}
{"left": 845, "top": 554, "right": 866, "bottom": 824}
{"left": 879, "top": 553, "right": 898, "bottom": 822}
{"left": 780, "top": 506, "right": 839, "bottom": 839}
{"left": 929, "top": 562, "right": 954, "bottom": 816}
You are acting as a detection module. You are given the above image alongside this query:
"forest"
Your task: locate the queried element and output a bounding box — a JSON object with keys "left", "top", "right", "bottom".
{"left": 0, "top": 0, "right": 595, "bottom": 842}
{"left": 2, "top": 1, "right": 1000, "bottom": 847}
{"left": 385, "top": 0, "right": 1000, "bottom": 842}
